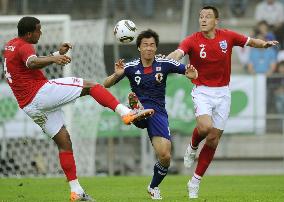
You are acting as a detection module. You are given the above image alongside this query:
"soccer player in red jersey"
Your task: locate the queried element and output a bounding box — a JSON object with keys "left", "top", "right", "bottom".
{"left": 167, "top": 6, "right": 278, "bottom": 199}
{"left": 3, "top": 16, "right": 153, "bottom": 201}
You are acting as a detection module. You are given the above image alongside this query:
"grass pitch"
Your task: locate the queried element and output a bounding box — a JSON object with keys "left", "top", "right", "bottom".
{"left": 1, "top": 175, "right": 284, "bottom": 202}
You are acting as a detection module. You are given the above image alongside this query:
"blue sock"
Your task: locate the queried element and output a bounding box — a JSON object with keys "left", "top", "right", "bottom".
{"left": 150, "top": 161, "right": 168, "bottom": 188}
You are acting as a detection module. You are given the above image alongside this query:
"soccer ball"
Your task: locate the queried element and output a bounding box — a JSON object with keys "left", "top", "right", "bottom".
{"left": 113, "top": 20, "right": 137, "bottom": 43}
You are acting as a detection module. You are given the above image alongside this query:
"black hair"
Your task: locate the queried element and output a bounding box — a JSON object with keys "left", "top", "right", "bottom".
{"left": 136, "top": 29, "right": 159, "bottom": 48}
{"left": 201, "top": 6, "right": 219, "bottom": 18}
{"left": 17, "top": 16, "right": 40, "bottom": 37}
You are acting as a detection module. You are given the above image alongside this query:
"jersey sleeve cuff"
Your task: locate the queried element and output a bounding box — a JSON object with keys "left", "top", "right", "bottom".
{"left": 26, "top": 54, "right": 37, "bottom": 68}
{"left": 244, "top": 37, "right": 250, "bottom": 46}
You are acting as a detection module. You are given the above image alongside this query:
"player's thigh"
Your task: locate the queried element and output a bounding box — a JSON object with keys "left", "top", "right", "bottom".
{"left": 196, "top": 114, "right": 213, "bottom": 134}
{"left": 191, "top": 88, "right": 214, "bottom": 117}
{"left": 23, "top": 104, "right": 65, "bottom": 138}
{"left": 35, "top": 77, "right": 83, "bottom": 110}
{"left": 147, "top": 113, "right": 171, "bottom": 140}
{"left": 212, "top": 95, "right": 231, "bottom": 130}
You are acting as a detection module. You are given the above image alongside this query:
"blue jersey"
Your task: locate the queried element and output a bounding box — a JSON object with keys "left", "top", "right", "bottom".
{"left": 117, "top": 57, "right": 186, "bottom": 115}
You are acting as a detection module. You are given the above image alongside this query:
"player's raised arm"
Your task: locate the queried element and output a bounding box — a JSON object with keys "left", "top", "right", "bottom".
{"left": 166, "top": 49, "right": 184, "bottom": 61}
{"left": 27, "top": 54, "right": 71, "bottom": 69}
{"left": 103, "top": 59, "right": 125, "bottom": 88}
{"left": 247, "top": 38, "right": 279, "bottom": 48}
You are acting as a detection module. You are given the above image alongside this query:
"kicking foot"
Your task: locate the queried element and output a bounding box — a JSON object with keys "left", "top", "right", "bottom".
{"left": 122, "top": 108, "right": 154, "bottom": 125}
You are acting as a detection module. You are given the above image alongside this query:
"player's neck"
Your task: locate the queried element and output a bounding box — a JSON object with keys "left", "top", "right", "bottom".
{"left": 201, "top": 30, "right": 216, "bottom": 39}
{"left": 141, "top": 58, "right": 154, "bottom": 67}
{"left": 20, "top": 36, "right": 32, "bottom": 43}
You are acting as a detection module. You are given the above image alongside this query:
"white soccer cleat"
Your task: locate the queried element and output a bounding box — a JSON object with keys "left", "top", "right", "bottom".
{"left": 147, "top": 185, "right": 162, "bottom": 200}
{"left": 184, "top": 144, "right": 197, "bottom": 168}
{"left": 187, "top": 180, "right": 199, "bottom": 199}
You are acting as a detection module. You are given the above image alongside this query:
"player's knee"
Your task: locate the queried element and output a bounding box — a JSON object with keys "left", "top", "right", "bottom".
{"left": 197, "top": 124, "right": 213, "bottom": 135}
{"left": 158, "top": 151, "right": 171, "bottom": 164}
{"left": 83, "top": 80, "right": 97, "bottom": 88}
{"left": 53, "top": 127, "right": 73, "bottom": 151}
{"left": 205, "top": 135, "right": 220, "bottom": 148}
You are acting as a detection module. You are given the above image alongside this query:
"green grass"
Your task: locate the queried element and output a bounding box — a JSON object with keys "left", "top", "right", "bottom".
{"left": 1, "top": 175, "right": 284, "bottom": 202}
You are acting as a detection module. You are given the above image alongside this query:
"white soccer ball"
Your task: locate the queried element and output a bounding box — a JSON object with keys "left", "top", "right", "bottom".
{"left": 113, "top": 20, "right": 137, "bottom": 43}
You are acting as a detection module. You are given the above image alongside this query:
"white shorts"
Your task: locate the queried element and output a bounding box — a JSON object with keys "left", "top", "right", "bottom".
{"left": 191, "top": 85, "right": 231, "bottom": 130}
{"left": 23, "top": 77, "right": 83, "bottom": 138}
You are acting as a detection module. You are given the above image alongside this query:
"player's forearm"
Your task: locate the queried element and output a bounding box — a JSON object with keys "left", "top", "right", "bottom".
{"left": 103, "top": 73, "right": 119, "bottom": 88}
{"left": 247, "top": 38, "right": 267, "bottom": 48}
{"left": 167, "top": 50, "right": 183, "bottom": 61}
{"left": 27, "top": 56, "right": 55, "bottom": 69}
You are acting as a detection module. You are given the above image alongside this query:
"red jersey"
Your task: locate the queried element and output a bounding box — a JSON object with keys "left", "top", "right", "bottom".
{"left": 3, "top": 38, "right": 48, "bottom": 108}
{"left": 178, "top": 29, "right": 249, "bottom": 87}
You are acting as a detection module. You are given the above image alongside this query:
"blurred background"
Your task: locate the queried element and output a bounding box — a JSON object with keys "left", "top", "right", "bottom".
{"left": 0, "top": 0, "right": 284, "bottom": 178}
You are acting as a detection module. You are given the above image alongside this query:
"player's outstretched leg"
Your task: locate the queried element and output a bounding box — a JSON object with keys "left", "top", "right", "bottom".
{"left": 87, "top": 84, "right": 154, "bottom": 125}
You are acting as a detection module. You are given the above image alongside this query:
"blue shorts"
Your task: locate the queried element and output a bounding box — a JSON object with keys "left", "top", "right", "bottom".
{"left": 134, "top": 111, "right": 171, "bottom": 140}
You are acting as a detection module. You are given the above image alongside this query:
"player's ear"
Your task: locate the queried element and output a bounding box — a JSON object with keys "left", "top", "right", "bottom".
{"left": 138, "top": 47, "right": 140, "bottom": 51}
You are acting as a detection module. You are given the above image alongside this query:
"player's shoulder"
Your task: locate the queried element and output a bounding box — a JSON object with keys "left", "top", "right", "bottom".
{"left": 124, "top": 58, "right": 140, "bottom": 69}
{"left": 155, "top": 57, "right": 180, "bottom": 66}
{"left": 184, "top": 32, "right": 200, "bottom": 40}
{"left": 5, "top": 37, "right": 31, "bottom": 50}
{"left": 217, "top": 28, "right": 238, "bottom": 35}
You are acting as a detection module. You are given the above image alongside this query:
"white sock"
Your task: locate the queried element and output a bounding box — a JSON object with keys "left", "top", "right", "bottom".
{"left": 69, "top": 179, "right": 84, "bottom": 194}
{"left": 191, "top": 173, "right": 202, "bottom": 185}
{"left": 115, "top": 104, "right": 131, "bottom": 116}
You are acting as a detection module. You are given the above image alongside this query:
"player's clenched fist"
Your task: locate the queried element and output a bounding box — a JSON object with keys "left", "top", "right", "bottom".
{"left": 53, "top": 55, "right": 71, "bottom": 65}
{"left": 185, "top": 64, "right": 198, "bottom": 79}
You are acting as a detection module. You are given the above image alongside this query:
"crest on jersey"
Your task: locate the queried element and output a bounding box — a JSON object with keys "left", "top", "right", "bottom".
{"left": 219, "top": 40, "right": 227, "bottom": 53}
{"left": 155, "top": 73, "right": 163, "bottom": 83}
{"left": 156, "top": 66, "right": 161, "bottom": 71}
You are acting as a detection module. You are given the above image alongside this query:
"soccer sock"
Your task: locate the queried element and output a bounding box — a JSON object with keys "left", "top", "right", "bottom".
{"left": 69, "top": 179, "right": 84, "bottom": 195}
{"left": 150, "top": 161, "right": 169, "bottom": 188}
{"left": 89, "top": 84, "right": 120, "bottom": 111}
{"left": 194, "top": 144, "right": 216, "bottom": 177}
{"left": 191, "top": 127, "right": 205, "bottom": 149}
{"left": 190, "top": 173, "right": 202, "bottom": 185}
{"left": 115, "top": 103, "right": 131, "bottom": 116}
{"left": 59, "top": 152, "right": 84, "bottom": 194}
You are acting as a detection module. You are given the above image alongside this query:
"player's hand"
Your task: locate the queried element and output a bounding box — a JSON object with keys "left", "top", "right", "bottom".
{"left": 53, "top": 55, "right": 71, "bottom": 65}
{"left": 263, "top": 40, "right": 279, "bottom": 48}
{"left": 185, "top": 64, "right": 198, "bottom": 79}
{"left": 114, "top": 59, "right": 125, "bottom": 77}
{"left": 59, "top": 42, "right": 72, "bottom": 55}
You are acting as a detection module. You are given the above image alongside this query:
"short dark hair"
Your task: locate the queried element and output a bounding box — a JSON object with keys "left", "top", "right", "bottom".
{"left": 17, "top": 16, "right": 40, "bottom": 37}
{"left": 136, "top": 29, "right": 159, "bottom": 48}
{"left": 201, "top": 6, "right": 219, "bottom": 18}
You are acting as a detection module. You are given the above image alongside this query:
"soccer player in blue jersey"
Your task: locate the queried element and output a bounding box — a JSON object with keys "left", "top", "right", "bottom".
{"left": 103, "top": 29, "right": 198, "bottom": 200}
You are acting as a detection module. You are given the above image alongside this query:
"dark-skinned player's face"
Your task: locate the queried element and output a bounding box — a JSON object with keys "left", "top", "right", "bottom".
{"left": 28, "top": 23, "right": 42, "bottom": 44}
{"left": 139, "top": 37, "right": 157, "bottom": 60}
{"left": 199, "top": 9, "right": 218, "bottom": 33}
